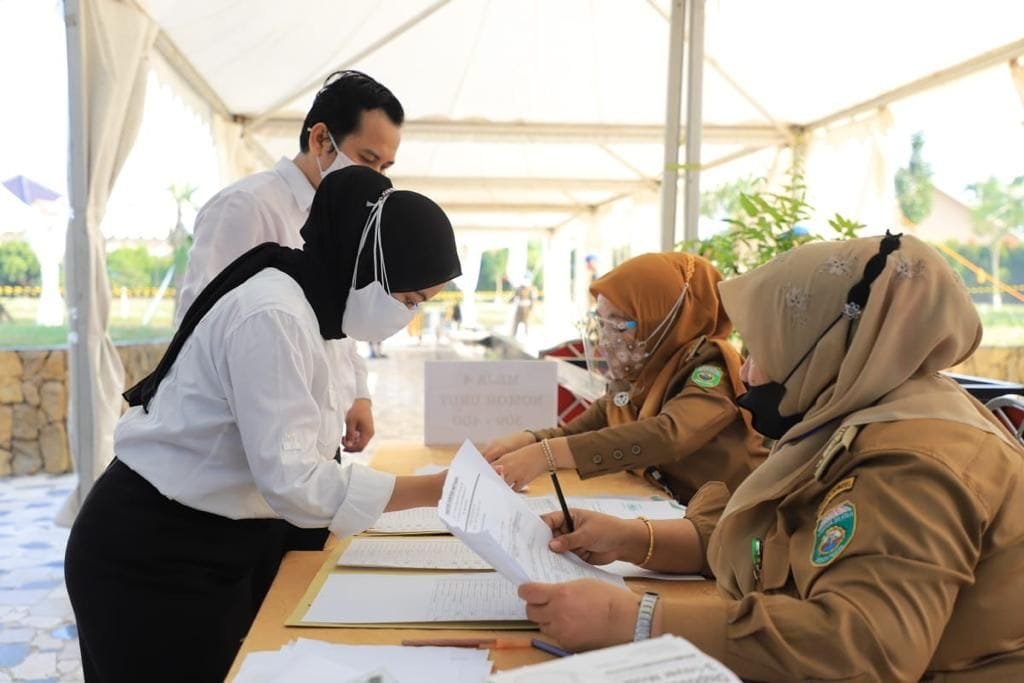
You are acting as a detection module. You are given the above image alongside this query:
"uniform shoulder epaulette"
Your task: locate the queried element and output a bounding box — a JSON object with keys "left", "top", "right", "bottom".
{"left": 814, "top": 425, "right": 860, "bottom": 481}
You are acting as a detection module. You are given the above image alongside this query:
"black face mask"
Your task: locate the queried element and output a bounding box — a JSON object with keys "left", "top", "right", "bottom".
{"left": 737, "top": 381, "right": 804, "bottom": 440}
{"left": 736, "top": 231, "right": 903, "bottom": 441}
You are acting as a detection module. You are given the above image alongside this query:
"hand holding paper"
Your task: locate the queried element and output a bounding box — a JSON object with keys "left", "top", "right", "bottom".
{"left": 438, "top": 440, "right": 625, "bottom": 587}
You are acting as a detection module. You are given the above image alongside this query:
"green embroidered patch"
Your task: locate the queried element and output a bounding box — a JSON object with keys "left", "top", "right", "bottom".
{"left": 691, "top": 365, "right": 723, "bottom": 389}
{"left": 811, "top": 501, "right": 856, "bottom": 566}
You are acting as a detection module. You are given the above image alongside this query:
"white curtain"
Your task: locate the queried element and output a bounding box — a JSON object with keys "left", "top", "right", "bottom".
{"left": 211, "top": 115, "right": 264, "bottom": 185}
{"left": 1011, "top": 59, "right": 1024, "bottom": 109}
{"left": 454, "top": 241, "right": 483, "bottom": 327}
{"left": 803, "top": 109, "right": 899, "bottom": 235}
{"left": 58, "top": 0, "right": 157, "bottom": 525}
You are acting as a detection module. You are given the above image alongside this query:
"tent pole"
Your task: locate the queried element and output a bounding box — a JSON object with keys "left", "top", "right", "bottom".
{"left": 659, "top": 0, "right": 686, "bottom": 251}
{"left": 682, "top": 0, "right": 705, "bottom": 244}
{"left": 62, "top": 0, "right": 95, "bottom": 509}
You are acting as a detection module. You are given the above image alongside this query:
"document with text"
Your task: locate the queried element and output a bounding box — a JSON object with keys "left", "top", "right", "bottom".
{"left": 438, "top": 440, "right": 625, "bottom": 587}
{"left": 303, "top": 572, "right": 527, "bottom": 625}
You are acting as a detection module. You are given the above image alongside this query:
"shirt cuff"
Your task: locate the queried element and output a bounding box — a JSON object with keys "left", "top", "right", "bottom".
{"left": 657, "top": 594, "right": 730, "bottom": 664}
{"left": 329, "top": 464, "right": 396, "bottom": 538}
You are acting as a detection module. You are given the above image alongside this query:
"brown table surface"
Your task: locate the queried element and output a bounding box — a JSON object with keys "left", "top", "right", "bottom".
{"left": 228, "top": 441, "right": 718, "bottom": 679}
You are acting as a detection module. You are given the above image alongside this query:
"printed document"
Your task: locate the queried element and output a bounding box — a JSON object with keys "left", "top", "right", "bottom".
{"left": 488, "top": 634, "right": 740, "bottom": 682}
{"left": 438, "top": 440, "right": 624, "bottom": 587}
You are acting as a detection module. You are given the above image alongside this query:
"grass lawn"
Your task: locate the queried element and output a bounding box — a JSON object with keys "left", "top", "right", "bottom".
{"left": 0, "top": 297, "right": 174, "bottom": 348}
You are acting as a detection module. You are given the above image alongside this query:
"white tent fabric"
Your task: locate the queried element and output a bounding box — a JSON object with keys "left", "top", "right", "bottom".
{"left": 59, "top": 0, "right": 157, "bottom": 525}
{"left": 138, "top": 0, "right": 1024, "bottom": 219}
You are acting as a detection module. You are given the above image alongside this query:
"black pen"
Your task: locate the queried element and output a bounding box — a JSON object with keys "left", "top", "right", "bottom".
{"left": 549, "top": 470, "right": 575, "bottom": 533}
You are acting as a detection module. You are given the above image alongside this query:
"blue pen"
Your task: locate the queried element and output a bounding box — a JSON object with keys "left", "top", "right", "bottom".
{"left": 531, "top": 638, "right": 572, "bottom": 658}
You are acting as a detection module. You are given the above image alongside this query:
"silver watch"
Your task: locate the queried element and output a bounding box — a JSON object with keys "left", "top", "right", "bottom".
{"left": 633, "top": 591, "right": 660, "bottom": 641}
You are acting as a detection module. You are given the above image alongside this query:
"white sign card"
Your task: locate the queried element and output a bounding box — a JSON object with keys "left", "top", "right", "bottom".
{"left": 424, "top": 360, "right": 557, "bottom": 446}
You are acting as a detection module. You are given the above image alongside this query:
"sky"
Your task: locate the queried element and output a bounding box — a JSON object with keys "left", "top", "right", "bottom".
{"left": 0, "top": 0, "right": 1022, "bottom": 244}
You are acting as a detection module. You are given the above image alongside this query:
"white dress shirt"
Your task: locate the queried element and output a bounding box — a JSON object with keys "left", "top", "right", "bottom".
{"left": 177, "top": 158, "right": 369, "bottom": 414}
{"left": 117, "top": 269, "right": 395, "bottom": 538}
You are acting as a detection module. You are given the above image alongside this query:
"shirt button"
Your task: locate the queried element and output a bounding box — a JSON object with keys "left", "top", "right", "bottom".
{"left": 631, "top": 445, "right": 642, "bottom": 455}
{"left": 612, "top": 449, "right": 624, "bottom": 460}
{"left": 592, "top": 454, "right": 603, "bottom": 465}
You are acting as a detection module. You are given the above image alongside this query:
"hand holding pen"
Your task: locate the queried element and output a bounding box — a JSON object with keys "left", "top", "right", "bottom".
{"left": 539, "top": 508, "right": 648, "bottom": 566}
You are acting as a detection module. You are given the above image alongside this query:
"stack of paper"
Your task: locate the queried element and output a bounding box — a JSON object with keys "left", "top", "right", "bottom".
{"left": 488, "top": 635, "right": 740, "bottom": 682}
{"left": 301, "top": 572, "right": 528, "bottom": 625}
{"left": 368, "top": 495, "right": 683, "bottom": 535}
{"left": 235, "top": 639, "right": 491, "bottom": 683}
{"left": 438, "top": 440, "right": 625, "bottom": 587}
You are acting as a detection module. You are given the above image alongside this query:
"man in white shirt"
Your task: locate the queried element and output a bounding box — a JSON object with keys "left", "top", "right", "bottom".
{"left": 177, "top": 70, "right": 403, "bottom": 453}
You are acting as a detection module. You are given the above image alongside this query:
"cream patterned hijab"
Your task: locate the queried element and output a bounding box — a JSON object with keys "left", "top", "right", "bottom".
{"left": 710, "top": 233, "right": 1017, "bottom": 595}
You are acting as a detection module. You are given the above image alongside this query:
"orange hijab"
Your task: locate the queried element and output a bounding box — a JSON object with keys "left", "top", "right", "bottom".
{"left": 591, "top": 252, "right": 747, "bottom": 427}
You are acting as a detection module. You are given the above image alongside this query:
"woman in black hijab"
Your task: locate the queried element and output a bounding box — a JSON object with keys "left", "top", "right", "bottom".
{"left": 65, "top": 167, "right": 462, "bottom": 683}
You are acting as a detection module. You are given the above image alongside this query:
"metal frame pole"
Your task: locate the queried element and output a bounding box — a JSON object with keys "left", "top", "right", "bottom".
{"left": 682, "top": 0, "right": 706, "bottom": 244}
{"left": 659, "top": 0, "right": 686, "bottom": 251}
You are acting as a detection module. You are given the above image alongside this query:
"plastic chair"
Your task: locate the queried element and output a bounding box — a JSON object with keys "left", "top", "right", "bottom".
{"left": 985, "top": 394, "right": 1024, "bottom": 445}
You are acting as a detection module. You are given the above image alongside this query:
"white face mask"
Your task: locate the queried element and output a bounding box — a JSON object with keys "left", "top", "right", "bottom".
{"left": 341, "top": 189, "right": 417, "bottom": 342}
{"left": 314, "top": 130, "right": 357, "bottom": 180}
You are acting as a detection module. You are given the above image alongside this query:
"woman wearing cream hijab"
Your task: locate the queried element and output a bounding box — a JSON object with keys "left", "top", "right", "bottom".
{"left": 484, "top": 252, "right": 765, "bottom": 502}
{"left": 518, "top": 234, "right": 1024, "bottom": 681}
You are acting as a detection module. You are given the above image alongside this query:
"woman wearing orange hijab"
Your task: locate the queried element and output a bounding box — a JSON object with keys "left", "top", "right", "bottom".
{"left": 484, "top": 252, "right": 765, "bottom": 502}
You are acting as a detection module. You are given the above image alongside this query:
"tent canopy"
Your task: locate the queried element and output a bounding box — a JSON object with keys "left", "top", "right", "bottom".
{"left": 140, "top": 0, "right": 1024, "bottom": 225}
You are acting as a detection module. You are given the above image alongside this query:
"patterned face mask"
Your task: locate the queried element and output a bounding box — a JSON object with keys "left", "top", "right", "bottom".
{"left": 579, "top": 285, "right": 688, "bottom": 383}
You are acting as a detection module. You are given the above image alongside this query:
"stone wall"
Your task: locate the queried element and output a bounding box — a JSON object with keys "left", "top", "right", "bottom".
{"left": 950, "top": 346, "right": 1024, "bottom": 383}
{"left": 0, "top": 341, "right": 168, "bottom": 477}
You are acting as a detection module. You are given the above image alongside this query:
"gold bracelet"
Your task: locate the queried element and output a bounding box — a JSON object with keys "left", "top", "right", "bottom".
{"left": 637, "top": 516, "right": 655, "bottom": 567}
{"left": 540, "top": 438, "right": 557, "bottom": 472}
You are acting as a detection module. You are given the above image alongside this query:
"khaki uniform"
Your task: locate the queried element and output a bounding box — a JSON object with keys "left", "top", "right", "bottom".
{"left": 662, "top": 418, "right": 1024, "bottom": 682}
{"left": 533, "top": 339, "right": 766, "bottom": 502}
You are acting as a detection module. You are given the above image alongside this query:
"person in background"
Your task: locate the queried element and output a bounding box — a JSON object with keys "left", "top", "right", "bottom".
{"left": 484, "top": 252, "right": 765, "bottom": 503}
{"left": 518, "top": 234, "right": 1024, "bottom": 682}
{"left": 178, "top": 70, "right": 403, "bottom": 457}
{"left": 510, "top": 280, "right": 535, "bottom": 337}
{"left": 65, "top": 168, "right": 462, "bottom": 682}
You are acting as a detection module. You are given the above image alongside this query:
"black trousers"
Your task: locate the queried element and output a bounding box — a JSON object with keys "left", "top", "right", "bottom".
{"left": 65, "top": 460, "right": 302, "bottom": 682}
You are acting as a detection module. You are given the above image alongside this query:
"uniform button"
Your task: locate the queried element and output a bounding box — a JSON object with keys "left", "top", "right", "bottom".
{"left": 631, "top": 445, "right": 642, "bottom": 455}
{"left": 592, "top": 454, "right": 603, "bottom": 465}
{"left": 612, "top": 449, "right": 624, "bottom": 460}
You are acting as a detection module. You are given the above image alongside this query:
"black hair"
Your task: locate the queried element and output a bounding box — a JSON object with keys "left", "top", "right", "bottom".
{"left": 299, "top": 70, "right": 405, "bottom": 152}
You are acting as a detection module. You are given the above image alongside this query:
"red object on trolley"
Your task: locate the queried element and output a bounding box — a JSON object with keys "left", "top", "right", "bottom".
{"left": 541, "top": 339, "right": 593, "bottom": 427}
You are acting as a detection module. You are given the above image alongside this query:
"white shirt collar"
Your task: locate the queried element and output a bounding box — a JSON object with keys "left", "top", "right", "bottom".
{"left": 273, "top": 157, "right": 315, "bottom": 213}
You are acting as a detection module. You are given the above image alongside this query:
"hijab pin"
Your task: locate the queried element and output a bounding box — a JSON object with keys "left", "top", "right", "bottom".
{"left": 613, "top": 392, "right": 631, "bottom": 407}
{"left": 842, "top": 302, "right": 862, "bottom": 320}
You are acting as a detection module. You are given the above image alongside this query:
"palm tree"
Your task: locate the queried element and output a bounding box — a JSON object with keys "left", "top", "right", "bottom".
{"left": 168, "top": 183, "right": 198, "bottom": 318}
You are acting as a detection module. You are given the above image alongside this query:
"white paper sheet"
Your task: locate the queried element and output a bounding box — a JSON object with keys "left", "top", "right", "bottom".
{"left": 438, "top": 440, "right": 625, "bottom": 587}
{"left": 368, "top": 494, "right": 683, "bottom": 535}
{"left": 338, "top": 537, "right": 491, "bottom": 571}
{"left": 488, "top": 634, "right": 740, "bottom": 682}
{"left": 304, "top": 572, "right": 527, "bottom": 624}
{"left": 236, "top": 639, "right": 491, "bottom": 683}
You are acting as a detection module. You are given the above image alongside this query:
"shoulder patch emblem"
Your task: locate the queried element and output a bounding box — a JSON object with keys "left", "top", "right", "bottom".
{"left": 811, "top": 501, "right": 856, "bottom": 567}
{"left": 816, "top": 476, "right": 856, "bottom": 518}
{"left": 691, "top": 365, "right": 723, "bottom": 389}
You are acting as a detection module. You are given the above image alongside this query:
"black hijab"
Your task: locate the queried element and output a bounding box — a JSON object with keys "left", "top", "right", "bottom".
{"left": 124, "top": 165, "right": 461, "bottom": 411}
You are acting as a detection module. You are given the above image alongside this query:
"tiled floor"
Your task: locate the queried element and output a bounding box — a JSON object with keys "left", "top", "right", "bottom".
{"left": 0, "top": 340, "right": 474, "bottom": 681}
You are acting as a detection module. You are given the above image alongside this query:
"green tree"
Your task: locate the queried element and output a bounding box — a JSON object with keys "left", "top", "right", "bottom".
{"left": 680, "top": 169, "right": 862, "bottom": 276}
{"left": 106, "top": 247, "right": 174, "bottom": 288}
{"left": 526, "top": 239, "right": 544, "bottom": 293}
{"left": 477, "top": 248, "right": 509, "bottom": 292}
{"left": 0, "top": 240, "right": 41, "bottom": 286}
{"left": 967, "top": 176, "right": 1024, "bottom": 309}
{"left": 894, "top": 133, "right": 934, "bottom": 226}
